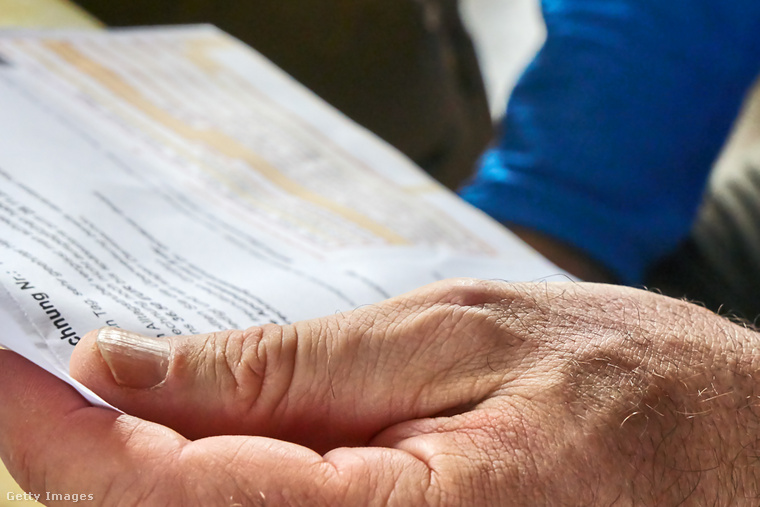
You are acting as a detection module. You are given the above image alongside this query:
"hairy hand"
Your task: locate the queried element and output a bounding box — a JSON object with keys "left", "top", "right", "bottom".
{"left": 1, "top": 280, "right": 759, "bottom": 505}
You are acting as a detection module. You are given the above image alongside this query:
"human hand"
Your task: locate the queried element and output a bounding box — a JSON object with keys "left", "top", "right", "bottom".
{"left": 1, "top": 280, "right": 759, "bottom": 505}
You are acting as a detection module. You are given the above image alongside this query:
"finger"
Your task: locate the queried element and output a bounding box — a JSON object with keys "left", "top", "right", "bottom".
{"left": 0, "top": 350, "right": 184, "bottom": 504}
{"left": 0, "top": 350, "right": 436, "bottom": 506}
{"left": 70, "top": 278, "right": 528, "bottom": 450}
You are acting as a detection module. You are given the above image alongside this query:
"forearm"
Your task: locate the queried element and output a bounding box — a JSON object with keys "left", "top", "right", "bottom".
{"left": 691, "top": 318, "right": 760, "bottom": 500}
{"left": 572, "top": 294, "right": 760, "bottom": 502}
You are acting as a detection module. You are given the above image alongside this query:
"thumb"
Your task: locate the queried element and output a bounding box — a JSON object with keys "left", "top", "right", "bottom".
{"left": 70, "top": 280, "right": 519, "bottom": 450}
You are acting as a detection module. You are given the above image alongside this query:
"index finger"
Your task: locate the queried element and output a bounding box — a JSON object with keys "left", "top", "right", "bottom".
{"left": 0, "top": 350, "right": 437, "bottom": 506}
{"left": 0, "top": 350, "right": 186, "bottom": 504}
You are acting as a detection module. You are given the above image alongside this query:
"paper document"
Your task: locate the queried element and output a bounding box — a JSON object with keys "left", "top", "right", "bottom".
{"left": 0, "top": 26, "right": 563, "bottom": 406}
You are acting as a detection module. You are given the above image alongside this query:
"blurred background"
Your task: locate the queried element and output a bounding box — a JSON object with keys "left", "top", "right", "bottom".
{"left": 67, "top": 0, "right": 545, "bottom": 191}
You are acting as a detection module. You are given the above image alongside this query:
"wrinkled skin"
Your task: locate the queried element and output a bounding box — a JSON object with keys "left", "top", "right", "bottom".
{"left": 0, "top": 279, "right": 759, "bottom": 505}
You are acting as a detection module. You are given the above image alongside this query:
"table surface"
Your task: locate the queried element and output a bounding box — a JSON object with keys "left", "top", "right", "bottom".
{"left": 0, "top": 0, "right": 99, "bottom": 28}
{"left": 0, "top": 2, "right": 98, "bottom": 504}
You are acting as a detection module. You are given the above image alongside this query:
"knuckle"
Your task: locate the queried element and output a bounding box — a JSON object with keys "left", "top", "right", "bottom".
{"left": 180, "top": 324, "right": 307, "bottom": 425}
{"left": 227, "top": 326, "right": 268, "bottom": 397}
{"left": 238, "top": 323, "right": 299, "bottom": 418}
{"left": 180, "top": 327, "right": 274, "bottom": 415}
{"left": 418, "top": 279, "right": 567, "bottom": 331}
{"left": 422, "top": 278, "right": 514, "bottom": 308}
{"left": 259, "top": 323, "right": 300, "bottom": 414}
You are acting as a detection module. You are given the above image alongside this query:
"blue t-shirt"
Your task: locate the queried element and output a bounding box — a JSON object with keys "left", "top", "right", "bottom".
{"left": 460, "top": 0, "right": 760, "bottom": 284}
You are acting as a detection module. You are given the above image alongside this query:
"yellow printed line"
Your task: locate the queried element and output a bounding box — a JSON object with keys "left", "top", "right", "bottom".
{"left": 44, "top": 40, "right": 408, "bottom": 245}
{"left": 183, "top": 35, "right": 233, "bottom": 74}
{"left": 403, "top": 181, "right": 447, "bottom": 194}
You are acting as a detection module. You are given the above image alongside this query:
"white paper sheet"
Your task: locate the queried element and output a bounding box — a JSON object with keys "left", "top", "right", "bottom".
{"left": 0, "top": 26, "right": 565, "bottom": 406}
